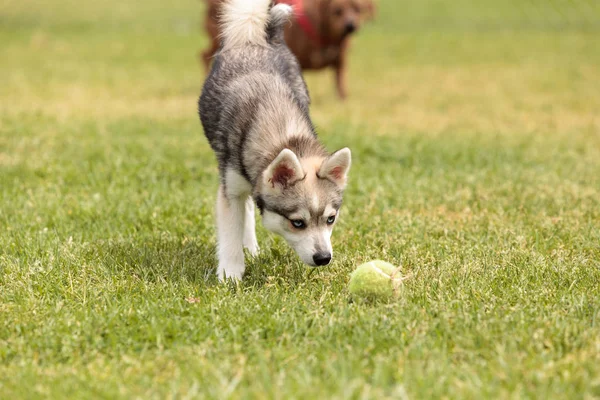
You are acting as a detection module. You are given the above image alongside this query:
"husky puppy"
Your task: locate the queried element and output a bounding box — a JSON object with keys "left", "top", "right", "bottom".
{"left": 199, "top": 0, "right": 352, "bottom": 281}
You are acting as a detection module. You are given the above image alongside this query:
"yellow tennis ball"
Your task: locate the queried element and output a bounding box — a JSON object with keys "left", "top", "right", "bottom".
{"left": 348, "top": 260, "right": 404, "bottom": 302}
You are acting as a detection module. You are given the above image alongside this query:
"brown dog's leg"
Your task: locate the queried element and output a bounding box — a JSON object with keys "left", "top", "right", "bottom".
{"left": 334, "top": 40, "right": 350, "bottom": 99}
{"left": 201, "top": 38, "right": 219, "bottom": 71}
{"left": 200, "top": 0, "right": 221, "bottom": 72}
{"left": 334, "top": 64, "right": 347, "bottom": 99}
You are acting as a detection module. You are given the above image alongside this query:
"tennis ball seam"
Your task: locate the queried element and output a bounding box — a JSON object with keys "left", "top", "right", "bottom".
{"left": 368, "top": 262, "right": 392, "bottom": 279}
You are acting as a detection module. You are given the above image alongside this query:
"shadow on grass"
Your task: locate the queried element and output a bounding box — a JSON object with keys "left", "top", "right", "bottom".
{"left": 90, "top": 236, "right": 315, "bottom": 288}
{"left": 242, "top": 243, "right": 314, "bottom": 288}
{"left": 91, "top": 238, "right": 217, "bottom": 284}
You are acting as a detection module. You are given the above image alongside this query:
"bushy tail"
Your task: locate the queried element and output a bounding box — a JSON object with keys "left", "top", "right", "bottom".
{"left": 220, "top": 0, "right": 293, "bottom": 51}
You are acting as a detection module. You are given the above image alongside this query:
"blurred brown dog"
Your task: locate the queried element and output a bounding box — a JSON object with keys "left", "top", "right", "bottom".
{"left": 201, "top": 0, "right": 375, "bottom": 99}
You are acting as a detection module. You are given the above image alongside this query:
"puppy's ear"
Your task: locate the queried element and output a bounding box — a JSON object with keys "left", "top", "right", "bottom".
{"left": 263, "top": 149, "right": 305, "bottom": 191}
{"left": 318, "top": 148, "right": 351, "bottom": 188}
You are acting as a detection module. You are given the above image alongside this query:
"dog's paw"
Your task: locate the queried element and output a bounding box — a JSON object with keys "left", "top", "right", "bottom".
{"left": 217, "top": 263, "right": 245, "bottom": 282}
{"left": 244, "top": 242, "right": 260, "bottom": 257}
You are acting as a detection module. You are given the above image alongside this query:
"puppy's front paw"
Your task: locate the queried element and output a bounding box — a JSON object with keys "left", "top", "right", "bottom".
{"left": 244, "top": 241, "right": 260, "bottom": 257}
{"left": 217, "top": 263, "right": 245, "bottom": 282}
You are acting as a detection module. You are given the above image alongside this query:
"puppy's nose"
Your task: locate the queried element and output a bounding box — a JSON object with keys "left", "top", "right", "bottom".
{"left": 313, "top": 253, "right": 332, "bottom": 266}
{"left": 344, "top": 22, "right": 357, "bottom": 34}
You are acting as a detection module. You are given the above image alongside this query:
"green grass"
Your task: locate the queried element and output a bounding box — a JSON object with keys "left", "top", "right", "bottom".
{"left": 1, "top": 0, "right": 600, "bottom": 398}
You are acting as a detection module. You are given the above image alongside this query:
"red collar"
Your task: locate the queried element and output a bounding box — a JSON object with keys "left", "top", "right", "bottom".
{"left": 277, "top": 0, "right": 327, "bottom": 47}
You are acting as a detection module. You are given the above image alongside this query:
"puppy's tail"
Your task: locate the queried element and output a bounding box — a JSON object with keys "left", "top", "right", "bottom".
{"left": 220, "top": 0, "right": 292, "bottom": 50}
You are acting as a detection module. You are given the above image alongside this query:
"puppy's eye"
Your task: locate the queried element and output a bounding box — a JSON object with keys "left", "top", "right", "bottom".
{"left": 327, "top": 215, "right": 336, "bottom": 225}
{"left": 334, "top": 8, "right": 343, "bottom": 17}
{"left": 291, "top": 219, "right": 306, "bottom": 229}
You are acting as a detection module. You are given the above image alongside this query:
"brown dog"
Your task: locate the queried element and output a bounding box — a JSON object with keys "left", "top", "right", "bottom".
{"left": 201, "top": 0, "right": 375, "bottom": 99}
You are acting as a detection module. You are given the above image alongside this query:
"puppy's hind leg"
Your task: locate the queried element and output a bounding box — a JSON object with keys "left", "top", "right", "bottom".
{"left": 216, "top": 185, "right": 246, "bottom": 281}
{"left": 243, "top": 197, "right": 259, "bottom": 256}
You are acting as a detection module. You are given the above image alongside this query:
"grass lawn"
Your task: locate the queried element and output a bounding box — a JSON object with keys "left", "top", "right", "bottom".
{"left": 1, "top": 0, "right": 600, "bottom": 397}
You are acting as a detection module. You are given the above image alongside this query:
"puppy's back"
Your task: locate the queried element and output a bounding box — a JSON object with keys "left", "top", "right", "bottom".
{"left": 199, "top": 0, "right": 314, "bottom": 180}
{"left": 200, "top": 0, "right": 310, "bottom": 132}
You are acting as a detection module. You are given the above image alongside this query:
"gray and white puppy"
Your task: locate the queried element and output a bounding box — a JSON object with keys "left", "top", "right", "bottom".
{"left": 199, "top": 0, "right": 352, "bottom": 281}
